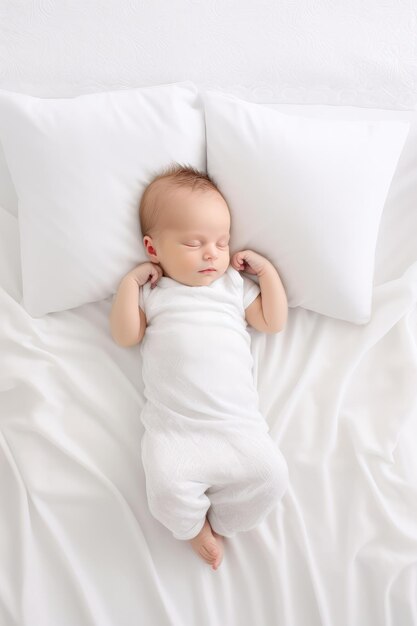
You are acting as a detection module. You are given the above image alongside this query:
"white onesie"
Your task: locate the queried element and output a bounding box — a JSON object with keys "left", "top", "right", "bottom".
{"left": 138, "top": 265, "right": 289, "bottom": 540}
{"left": 139, "top": 265, "right": 268, "bottom": 437}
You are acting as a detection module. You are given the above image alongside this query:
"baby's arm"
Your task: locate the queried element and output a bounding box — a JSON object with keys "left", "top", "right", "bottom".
{"left": 231, "top": 250, "right": 288, "bottom": 334}
{"left": 110, "top": 262, "right": 162, "bottom": 347}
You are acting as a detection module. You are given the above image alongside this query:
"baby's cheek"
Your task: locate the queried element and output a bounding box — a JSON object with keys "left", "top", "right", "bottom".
{"left": 183, "top": 254, "right": 197, "bottom": 271}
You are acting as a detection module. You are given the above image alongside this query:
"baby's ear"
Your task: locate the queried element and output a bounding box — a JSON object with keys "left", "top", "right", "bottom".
{"left": 143, "top": 235, "right": 158, "bottom": 260}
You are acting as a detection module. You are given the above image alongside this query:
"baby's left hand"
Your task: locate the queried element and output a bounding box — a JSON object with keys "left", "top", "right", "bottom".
{"left": 231, "top": 250, "right": 269, "bottom": 276}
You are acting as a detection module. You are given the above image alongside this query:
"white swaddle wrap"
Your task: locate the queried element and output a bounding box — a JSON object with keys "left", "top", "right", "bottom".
{"left": 138, "top": 265, "right": 269, "bottom": 436}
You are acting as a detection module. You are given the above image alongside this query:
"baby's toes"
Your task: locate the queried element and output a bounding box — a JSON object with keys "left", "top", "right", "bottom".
{"left": 200, "top": 541, "right": 218, "bottom": 562}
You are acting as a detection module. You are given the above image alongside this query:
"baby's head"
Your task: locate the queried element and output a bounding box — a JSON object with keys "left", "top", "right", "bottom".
{"left": 139, "top": 163, "right": 231, "bottom": 286}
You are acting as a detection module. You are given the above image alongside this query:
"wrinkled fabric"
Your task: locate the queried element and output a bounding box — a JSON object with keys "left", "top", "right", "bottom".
{"left": 1, "top": 203, "right": 417, "bottom": 626}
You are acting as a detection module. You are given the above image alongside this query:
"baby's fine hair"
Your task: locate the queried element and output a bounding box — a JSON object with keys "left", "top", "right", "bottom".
{"left": 139, "top": 162, "right": 223, "bottom": 237}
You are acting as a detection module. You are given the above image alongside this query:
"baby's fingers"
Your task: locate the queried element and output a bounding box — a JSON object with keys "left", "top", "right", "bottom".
{"left": 150, "top": 266, "right": 162, "bottom": 288}
{"left": 231, "top": 253, "right": 245, "bottom": 270}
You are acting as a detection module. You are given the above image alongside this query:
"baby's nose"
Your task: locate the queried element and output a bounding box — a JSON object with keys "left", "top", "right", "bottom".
{"left": 203, "top": 247, "right": 218, "bottom": 260}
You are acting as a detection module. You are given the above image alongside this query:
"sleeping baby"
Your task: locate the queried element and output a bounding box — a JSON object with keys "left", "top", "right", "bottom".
{"left": 110, "top": 163, "right": 289, "bottom": 571}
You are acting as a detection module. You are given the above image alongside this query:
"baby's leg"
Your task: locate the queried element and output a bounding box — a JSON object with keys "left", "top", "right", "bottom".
{"left": 141, "top": 431, "right": 212, "bottom": 541}
{"left": 207, "top": 433, "right": 289, "bottom": 537}
{"left": 142, "top": 431, "right": 224, "bottom": 568}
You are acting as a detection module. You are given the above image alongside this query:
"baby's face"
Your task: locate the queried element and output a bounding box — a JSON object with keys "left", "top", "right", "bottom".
{"left": 143, "top": 186, "right": 231, "bottom": 287}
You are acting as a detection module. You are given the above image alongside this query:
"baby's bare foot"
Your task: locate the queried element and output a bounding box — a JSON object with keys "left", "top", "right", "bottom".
{"left": 190, "top": 517, "right": 224, "bottom": 570}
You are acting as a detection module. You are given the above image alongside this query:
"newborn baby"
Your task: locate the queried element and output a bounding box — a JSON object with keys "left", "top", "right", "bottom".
{"left": 110, "top": 164, "right": 289, "bottom": 571}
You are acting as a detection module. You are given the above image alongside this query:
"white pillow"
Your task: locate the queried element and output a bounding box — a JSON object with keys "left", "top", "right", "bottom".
{"left": 203, "top": 91, "right": 410, "bottom": 324}
{"left": 0, "top": 81, "right": 205, "bottom": 317}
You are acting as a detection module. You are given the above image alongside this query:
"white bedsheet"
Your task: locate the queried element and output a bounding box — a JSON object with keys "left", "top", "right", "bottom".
{"left": 1, "top": 1, "right": 417, "bottom": 623}
{"left": 1, "top": 193, "right": 417, "bottom": 625}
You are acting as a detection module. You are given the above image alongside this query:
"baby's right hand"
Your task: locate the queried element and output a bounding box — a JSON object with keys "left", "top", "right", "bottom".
{"left": 125, "top": 262, "right": 163, "bottom": 289}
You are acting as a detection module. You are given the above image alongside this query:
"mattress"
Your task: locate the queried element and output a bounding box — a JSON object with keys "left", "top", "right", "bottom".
{"left": 1, "top": 2, "right": 417, "bottom": 625}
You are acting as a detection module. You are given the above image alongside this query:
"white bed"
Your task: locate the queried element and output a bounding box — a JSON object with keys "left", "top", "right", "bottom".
{"left": 1, "top": 2, "right": 417, "bottom": 625}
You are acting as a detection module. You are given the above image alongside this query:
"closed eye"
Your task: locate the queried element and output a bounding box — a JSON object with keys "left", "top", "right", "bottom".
{"left": 183, "top": 240, "right": 230, "bottom": 248}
